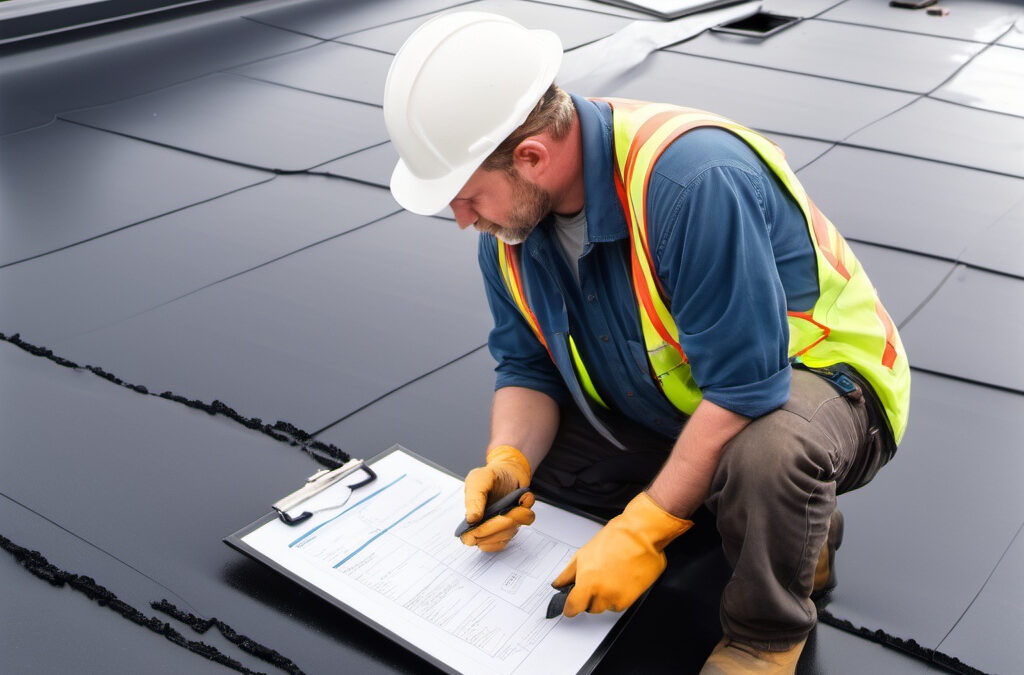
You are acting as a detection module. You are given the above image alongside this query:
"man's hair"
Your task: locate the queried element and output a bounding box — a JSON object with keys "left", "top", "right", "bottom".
{"left": 481, "top": 84, "right": 574, "bottom": 174}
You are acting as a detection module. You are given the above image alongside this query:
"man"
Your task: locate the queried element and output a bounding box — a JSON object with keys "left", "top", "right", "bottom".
{"left": 383, "top": 11, "right": 909, "bottom": 674}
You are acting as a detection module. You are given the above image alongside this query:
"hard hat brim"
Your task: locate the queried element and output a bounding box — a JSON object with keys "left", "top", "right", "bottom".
{"left": 389, "top": 155, "right": 481, "bottom": 216}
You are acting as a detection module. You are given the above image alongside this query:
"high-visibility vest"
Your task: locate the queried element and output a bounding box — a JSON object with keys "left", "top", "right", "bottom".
{"left": 497, "top": 99, "right": 910, "bottom": 444}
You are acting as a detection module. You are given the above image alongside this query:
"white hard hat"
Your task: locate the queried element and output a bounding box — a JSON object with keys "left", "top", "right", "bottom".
{"left": 384, "top": 11, "right": 563, "bottom": 215}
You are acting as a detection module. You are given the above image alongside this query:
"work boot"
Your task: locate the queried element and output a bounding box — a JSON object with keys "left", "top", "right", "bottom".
{"left": 812, "top": 508, "right": 844, "bottom": 597}
{"left": 699, "top": 637, "right": 807, "bottom": 674}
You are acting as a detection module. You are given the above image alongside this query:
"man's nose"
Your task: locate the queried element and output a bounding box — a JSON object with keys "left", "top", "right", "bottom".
{"left": 450, "top": 202, "right": 477, "bottom": 230}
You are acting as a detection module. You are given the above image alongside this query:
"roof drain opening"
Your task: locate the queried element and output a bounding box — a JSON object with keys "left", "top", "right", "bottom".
{"left": 710, "top": 11, "right": 801, "bottom": 39}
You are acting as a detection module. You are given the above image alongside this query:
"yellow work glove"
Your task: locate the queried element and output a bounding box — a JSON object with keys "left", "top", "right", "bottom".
{"left": 460, "top": 445, "right": 535, "bottom": 552}
{"left": 552, "top": 492, "right": 693, "bottom": 616}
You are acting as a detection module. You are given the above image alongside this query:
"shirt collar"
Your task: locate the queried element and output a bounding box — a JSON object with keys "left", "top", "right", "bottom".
{"left": 572, "top": 93, "right": 629, "bottom": 243}
{"left": 524, "top": 94, "right": 628, "bottom": 257}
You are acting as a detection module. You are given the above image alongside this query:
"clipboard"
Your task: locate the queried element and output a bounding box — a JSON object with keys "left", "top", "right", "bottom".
{"left": 225, "top": 445, "right": 640, "bottom": 675}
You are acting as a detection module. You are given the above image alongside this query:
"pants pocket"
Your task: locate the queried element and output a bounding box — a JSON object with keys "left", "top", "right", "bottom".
{"left": 779, "top": 369, "right": 846, "bottom": 423}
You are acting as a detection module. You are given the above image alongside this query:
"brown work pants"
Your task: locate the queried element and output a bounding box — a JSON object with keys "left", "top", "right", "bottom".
{"left": 530, "top": 368, "right": 893, "bottom": 649}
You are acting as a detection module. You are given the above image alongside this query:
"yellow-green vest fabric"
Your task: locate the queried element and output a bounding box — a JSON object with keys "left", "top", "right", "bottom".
{"left": 498, "top": 99, "right": 910, "bottom": 443}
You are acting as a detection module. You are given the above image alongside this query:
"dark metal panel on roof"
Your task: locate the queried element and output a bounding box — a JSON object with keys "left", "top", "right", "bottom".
{"left": 315, "top": 141, "right": 396, "bottom": 188}
{"left": 846, "top": 243, "right": 955, "bottom": 326}
{"left": 51, "top": 212, "right": 491, "bottom": 432}
{"left": 798, "top": 146, "right": 1024, "bottom": 260}
{"left": 899, "top": 266, "right": 1024, "bottom": 391}
{"left": 0, "top": 342, "right": 435, "bottom": 675}
{"left": 820, "top": 0, "right": 1022, "bottom": 44}
{"left": 338, "top": 0, "right": 634, "bottom": 54}
{"left": 828, "top": 371, "right": 1024, "bottom": 649}
{"left": 566, "top": 51, "right": 916, "bottom": 141}
{"left": 959, "top": 195, "right": 1024, "bottom": 278}
{"left": 667, "top": 18, "right": 981, "bottom": 94}
{"left": 936, "top": 525, "right": 1024, "bottom": 675}
{"left": 0, "top": 175, "right": 399, "bottom": 344}
{"left": 317, "top": 348, "right": 495, "bottom": 479}
{"left": 0, "top": 15, "right": 317, "bottom": 136}
{"left": 62, "top": 73, "right": 387, "bottom": 172}
{"left": 932, "top": 45, "right": 1024, "bottom": 117}
{"left": 2, "top": 0, "right": 1020, "bottom": 671}
{"left": 231, "top": 41, "right": 392, "bottom": 107}
{"left": 0, "top": 120, "right": 267, "bottom": 268}
{"left": 244, "top": 0, "right": 469, "bottom": 40}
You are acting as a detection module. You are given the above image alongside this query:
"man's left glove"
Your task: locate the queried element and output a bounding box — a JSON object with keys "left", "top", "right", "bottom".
{"left": 552, "top": 492, "right": 693, "bottom": 616}
{"left": 460, "top": 445, "right": 535, "bottom": 552}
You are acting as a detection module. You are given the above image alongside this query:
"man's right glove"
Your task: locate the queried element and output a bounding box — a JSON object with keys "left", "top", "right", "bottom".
{"left": 552, "top": 492, "right": 693, "bottom": 616}
{"left": 460, "top": 445, "right": 535, "bottom": 552}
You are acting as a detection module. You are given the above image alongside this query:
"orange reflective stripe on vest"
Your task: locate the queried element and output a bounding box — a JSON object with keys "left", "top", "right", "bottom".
{"left": 497, "top": 241, "right": 550, "bottom": 358}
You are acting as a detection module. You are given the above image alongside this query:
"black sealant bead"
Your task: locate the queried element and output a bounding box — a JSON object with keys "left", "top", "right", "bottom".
{"left": 817, "top": 610, "right": 991, "bottom": 675}
{"left": 0, "top": 534, "right": 270, "bottom": 675}
{"left": 0, "top": 333, "right": 351, "bottom": 465}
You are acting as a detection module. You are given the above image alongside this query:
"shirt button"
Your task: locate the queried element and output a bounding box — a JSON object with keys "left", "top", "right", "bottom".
{"left": 587, "top": 294, "right": 597, "bottom": 303}
{"left": 626, "top": 391, "right": 635, "bottom": 397}
{"left": 600, "top": 335, "right": 610, "bottom": 342}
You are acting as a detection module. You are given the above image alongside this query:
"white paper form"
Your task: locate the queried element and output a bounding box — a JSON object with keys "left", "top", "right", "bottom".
{"left": 240, "top": 447, "right": 623, "bottom": 675}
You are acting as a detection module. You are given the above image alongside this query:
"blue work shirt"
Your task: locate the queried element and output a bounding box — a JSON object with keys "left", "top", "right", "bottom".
{"left": 479, "top": 95, "right": 818, "bottom": 439}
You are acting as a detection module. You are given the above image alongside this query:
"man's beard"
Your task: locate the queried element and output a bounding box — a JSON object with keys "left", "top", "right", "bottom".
{"left": 474, "top": 170, "right": 552, "bottom": 245}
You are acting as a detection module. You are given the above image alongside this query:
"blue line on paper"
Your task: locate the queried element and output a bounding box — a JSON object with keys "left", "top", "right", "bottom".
{"left": 332, "top": 492, "right": 440, "bottom": 569}
{"left": 288, "top": 474, "right": 408, "bottom": 548}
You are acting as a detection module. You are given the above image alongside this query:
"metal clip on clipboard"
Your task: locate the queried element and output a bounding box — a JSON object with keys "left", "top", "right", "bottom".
{"left": 273, "top": 458, "right": 377, "bottom": 526}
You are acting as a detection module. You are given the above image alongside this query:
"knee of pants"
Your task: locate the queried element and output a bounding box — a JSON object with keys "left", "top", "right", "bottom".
{"left": 709, "top": 411, "right": 838, "bottom": 509}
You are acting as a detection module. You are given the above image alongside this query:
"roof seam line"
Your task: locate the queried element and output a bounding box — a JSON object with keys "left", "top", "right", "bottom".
{"left": 935, "top": 520, "right": 1024, "bottom": 654}
{"left": 328, "top": 0, "right": 480, "bottom": 40}
{"left": 308, "top": 344, "right": 489, "bottom": 440}
{"left": 58, "top": 117, "right": 389, "bottom": 179}
{"left": 0, "top": 491, "right": 199, "bottom": 615}
{"left": 896, "top": 263, "right": 960, "bottom": 331}
{"left": 105, "top": 207, "right": 404, "bottom": 322}
{"left": 0, "top": 175, "right": 275, "bottom": 270}
{"left": 240, "top": 14, "right": 322, "bottom": 41}
{"left": 305, "top": 139, "right": 391, "bottom": 171}
{"left": 661, "top": 50, "right": 922, "bottom": 96}
{"left": 827, "top": 141, "right": 1024, "bottom": 180}
{"left": 230, "top": 71, "right": 384, "bottom": 108}
{"left": 908, "top": 364, "right": 1024, "bottom": 397}
{"left": 843, "top": 237, "right": 1024, "bottom": 283}
{"left": 814, "top": 16, "right": 991, "bottom": 45}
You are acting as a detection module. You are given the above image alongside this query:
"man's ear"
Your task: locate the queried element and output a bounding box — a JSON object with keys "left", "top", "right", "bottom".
{"left": 512, "top": 138, "right": 550, "bottom": 180}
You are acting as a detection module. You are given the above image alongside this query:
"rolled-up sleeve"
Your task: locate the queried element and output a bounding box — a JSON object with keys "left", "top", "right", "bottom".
{"left": 478, "top": 234, "right": 569, "bottom": 404}
{"left": 647, "top": 150, "right": 792, "bottom": 418}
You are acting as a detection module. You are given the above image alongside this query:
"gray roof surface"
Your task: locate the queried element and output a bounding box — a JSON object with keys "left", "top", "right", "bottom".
{"left": 2, "top": 0, "right": 1022, "bottom": 673}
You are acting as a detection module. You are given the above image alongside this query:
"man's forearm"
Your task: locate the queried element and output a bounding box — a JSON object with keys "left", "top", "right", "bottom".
{"left": 647, "top": 399, "right": 751, "bottom": 517}
{"left": 488, "top": 386, "right": 560, "bottom": 470}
